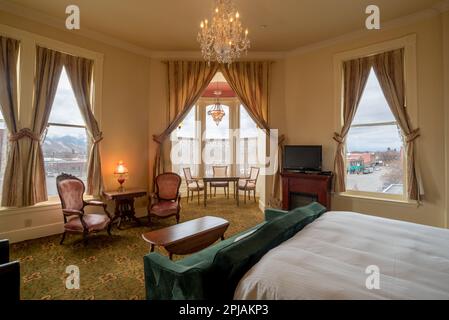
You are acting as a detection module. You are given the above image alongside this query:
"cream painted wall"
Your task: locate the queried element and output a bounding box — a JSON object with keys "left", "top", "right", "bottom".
{"left": 443, "top": 11, "right": 449, "bottom": 227}
{"left": 0, "top": 10, "right": 151, "bottom": 242}
{"left": 284, "top": 15, "right": 446, "bottom": 227}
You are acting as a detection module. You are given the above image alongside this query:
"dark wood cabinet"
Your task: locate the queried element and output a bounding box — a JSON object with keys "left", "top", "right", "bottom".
{"left": 281, "top": 172, "right": 333, "bottom": 211}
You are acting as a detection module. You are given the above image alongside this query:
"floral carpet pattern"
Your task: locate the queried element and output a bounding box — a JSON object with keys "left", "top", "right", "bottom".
{"left": 11, "top": 196, "right": 264, "bottom": 300}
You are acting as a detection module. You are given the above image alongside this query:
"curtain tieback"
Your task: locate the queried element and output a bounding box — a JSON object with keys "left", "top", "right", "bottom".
{"left": 153, "top": 134, "right": 163, "bottom": 144}
{"left": 405, "top": 129, "right": 420, "bottom": 143}
{"left": 333, "top": 132, "right": 344, "bottom": 144}
{"left": 93, "top": 133, "right": 103, "bottom": 144}
{"left": 9, "top": 128, "right": 40, "bottom": 142}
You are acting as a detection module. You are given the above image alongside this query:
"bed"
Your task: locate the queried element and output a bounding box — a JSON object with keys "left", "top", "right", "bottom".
{"left": 234, "top": 211, "right": 449, "bottom": 300}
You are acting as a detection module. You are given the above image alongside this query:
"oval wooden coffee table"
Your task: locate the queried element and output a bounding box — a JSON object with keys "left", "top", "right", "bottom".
{"left": 141, "top": 216, "right": 229, "bottom": 260}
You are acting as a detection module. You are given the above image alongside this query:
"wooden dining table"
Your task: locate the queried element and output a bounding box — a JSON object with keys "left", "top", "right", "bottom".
{"left": 202, "top": 176, "right": 241, "bottom": 207}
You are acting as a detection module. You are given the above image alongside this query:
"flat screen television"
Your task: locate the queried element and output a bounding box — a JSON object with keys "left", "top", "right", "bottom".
{"left": 283, "top": 145, "right": 322, "bottom": 172}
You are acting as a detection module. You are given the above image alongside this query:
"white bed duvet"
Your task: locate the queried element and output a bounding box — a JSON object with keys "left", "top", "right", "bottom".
{"left": 234, "top": 211, "right": 449, "bottom": 300}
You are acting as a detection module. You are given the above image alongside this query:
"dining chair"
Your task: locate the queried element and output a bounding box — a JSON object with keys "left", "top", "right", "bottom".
{"left": 238, "top": 167, "right": 260, "bottom": 204}
{"left": 183, "top": 167, "right": 204, "bottom": 205}
{"left": 56, "top": 173, "right": 112, "bottom": 245}
{"left": 211, "top": 166, "right": 230, "bottom": 199}
{"left": 148, "top": 172, "right": 182, "bottom": 225}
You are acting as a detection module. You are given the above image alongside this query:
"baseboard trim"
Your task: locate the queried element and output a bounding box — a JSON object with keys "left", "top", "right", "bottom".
{"left": 0, "top": 206, "right": 148, "bottom": 244}
{"left": 259, "top": 199, "right": 266, "bottom": 212}
{"left": 0, "top": 222, "right": 64, "bottom": 244}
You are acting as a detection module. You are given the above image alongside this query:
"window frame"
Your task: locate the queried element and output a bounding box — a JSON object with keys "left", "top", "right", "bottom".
{"left": 170, "top": 105, "right": 201, "bottom": 177}
{"left": 333, "top": 35, "right": 418, "bottom": 203}
{"left": 171, "top": 97, "right": 263, "bottom": 178}
{"left": 0, "top": 23, "right": 103, "bottom": 205}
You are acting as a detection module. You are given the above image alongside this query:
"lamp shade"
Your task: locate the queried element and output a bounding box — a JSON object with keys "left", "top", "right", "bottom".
{"left": 114, "top": 161, "right": 128, "bottom": 175}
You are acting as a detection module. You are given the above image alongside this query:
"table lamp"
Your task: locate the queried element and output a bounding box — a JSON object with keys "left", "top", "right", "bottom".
{"left": 114, "top": 160, "right": 128, "bottom": 192}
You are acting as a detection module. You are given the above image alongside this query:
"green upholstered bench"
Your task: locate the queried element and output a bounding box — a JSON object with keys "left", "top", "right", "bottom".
{"left": 143, "top": 202, "right": 327, "bottom": 300}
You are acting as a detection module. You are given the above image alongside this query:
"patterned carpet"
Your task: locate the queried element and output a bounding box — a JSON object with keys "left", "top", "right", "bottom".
{"left": 11, "top": 195, "right": 264, "bottom": 300}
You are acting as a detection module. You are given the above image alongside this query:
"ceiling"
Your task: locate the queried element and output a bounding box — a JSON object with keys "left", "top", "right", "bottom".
{"left": 4, "top": 0, "right": 443, "bottom": 52}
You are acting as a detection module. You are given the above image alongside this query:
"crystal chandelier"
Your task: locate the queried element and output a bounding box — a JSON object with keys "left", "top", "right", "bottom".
{"left": 198, "top": 0, "right": 250, "bottom": 64}
{"left": 208, "top": 86, "right": 226, "bottom": 126}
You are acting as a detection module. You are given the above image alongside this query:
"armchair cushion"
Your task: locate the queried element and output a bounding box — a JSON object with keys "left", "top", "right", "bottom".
{"left": 64, "top": 214, "right": 111, "bottom": 233}
{"left": 238, "top": 180, "right": 256, "bottom": 189}
{"left": 150, "top": 201, "right": 179, "bottom": 217}
{"left": 188, "top": 181, "right": 204, "bottom": 191}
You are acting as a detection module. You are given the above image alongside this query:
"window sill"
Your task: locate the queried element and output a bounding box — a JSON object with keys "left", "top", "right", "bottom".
{"left": 0, "top": 195, "right": 97, "bottom": 214}
{"left": 335, "top": 192, "right": 418, "bottom": 207}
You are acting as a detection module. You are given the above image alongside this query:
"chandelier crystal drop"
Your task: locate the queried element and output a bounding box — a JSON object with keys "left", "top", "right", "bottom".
{"left": 198, "top": 0, "right": 250, "bottom": 64}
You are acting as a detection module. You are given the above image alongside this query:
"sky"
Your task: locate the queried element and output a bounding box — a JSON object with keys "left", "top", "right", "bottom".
{"left": 47, "top": 67, "right": 86, "bottom": 138}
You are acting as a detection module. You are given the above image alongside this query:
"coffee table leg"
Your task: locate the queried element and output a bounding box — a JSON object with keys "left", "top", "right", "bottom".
{"left": 169, "top": 253, "right": 173, "bottom": 260}
{"left": 150, "top": 244, "right": 154, "bottom": 252}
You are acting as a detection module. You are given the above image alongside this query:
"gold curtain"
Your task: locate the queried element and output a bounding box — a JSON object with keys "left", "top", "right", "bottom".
{"left": 0, "top": 36, "right": 25, "bottom": 207}
{"left": 65, "top": 54, "right": 104, "bottom": 196}
{"left": 333, "top": 57, "right": 371, "bottom": 192}
{"left": 152, "top": 61, "right": 219, "bottom": 188}
{"left": 372, "top": 49, "right": 423, "bottom": 200}
{"left": 220, "top": 61, "right": 284, "bottom": 205}
{"left": 25, "top": 47, "right": 64, "bottom": 205}
{"left": 220, "top": 61, "right": 270, "bottom": 131}
{"left": 268, "top": 134, "right": 286, "bottom": 209}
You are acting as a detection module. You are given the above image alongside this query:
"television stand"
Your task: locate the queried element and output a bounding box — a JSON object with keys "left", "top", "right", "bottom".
{"left": 281, "top": 171, "right": 333, "bottom": 211}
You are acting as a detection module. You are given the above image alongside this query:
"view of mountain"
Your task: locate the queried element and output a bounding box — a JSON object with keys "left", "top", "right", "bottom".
{"left": 43, "top": 135, "right": 87, "bottom": 156}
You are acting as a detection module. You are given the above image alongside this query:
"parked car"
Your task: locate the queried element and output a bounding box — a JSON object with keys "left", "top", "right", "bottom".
{"left": 363, "top": 167, "right": 374, "bottom": 174}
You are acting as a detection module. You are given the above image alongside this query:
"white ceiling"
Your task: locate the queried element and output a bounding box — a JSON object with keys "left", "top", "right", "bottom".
{"left": 3, "top": 0, "right": 443, "bottom": 52}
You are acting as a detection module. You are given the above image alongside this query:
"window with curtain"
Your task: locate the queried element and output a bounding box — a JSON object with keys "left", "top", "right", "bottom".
{"left": 204, "top": 104, "right": 231, "bottom": 176}
{"left": 171, "top": 101, "right": 260, "bottom": 178}
{"left": 42, "top": 67, "right": 88, "bottom": 196}
{"left": 238, "top": 105, "right": 259, "bottom": 176}
{"left": 171, "top": 106, "right": 200, "bottom": 177}
{"left": 0, "top": 111, "right": 8, "bottom": 197}
{"left": 345, "top": 68, "right": 405, "bottom": 196}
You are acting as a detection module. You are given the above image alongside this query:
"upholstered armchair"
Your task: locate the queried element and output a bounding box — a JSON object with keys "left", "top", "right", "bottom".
{"left": 211, "top": 166, "right": 230, "bottom": 199}
{"left": 0, "top": 239, "right": 20, "bottom": 300}
{"left": 56, "top": 173, "right": 112, "bottom": 245}
{"left": 238, "top": 167, "right": 260, "bottom": 204}
{"left": 183, "top": 167, "right": 204, "bottom": 205}
{"left": 148, "top": 173, "right": 182, "bottom": 225}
